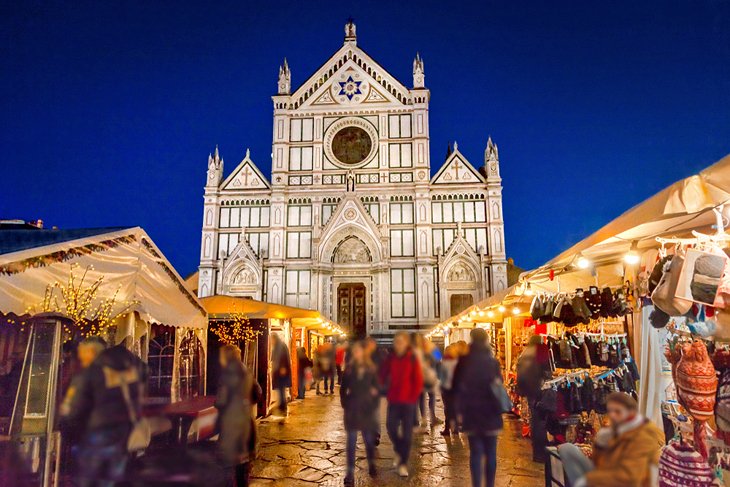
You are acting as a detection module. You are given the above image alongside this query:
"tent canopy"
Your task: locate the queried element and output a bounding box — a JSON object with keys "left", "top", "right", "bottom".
{"left": 0, "top": 227, "right": 207, "bottom": 329}
{"left": 523, "top": 154, "right": 730, "bottom": 292}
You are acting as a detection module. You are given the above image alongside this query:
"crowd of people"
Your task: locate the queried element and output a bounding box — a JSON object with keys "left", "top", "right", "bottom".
{"left": 50, "top": 328, "right": 665, "bottom": 487}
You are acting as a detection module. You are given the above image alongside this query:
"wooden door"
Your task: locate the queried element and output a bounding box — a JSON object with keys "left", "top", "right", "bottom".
{"left": 337, "top": 283, "right": 367, "bottom": 339}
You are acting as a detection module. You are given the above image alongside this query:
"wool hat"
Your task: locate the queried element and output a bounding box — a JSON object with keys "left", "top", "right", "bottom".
{"left": 658, "top": 440, "right": 714, "bottom": 486}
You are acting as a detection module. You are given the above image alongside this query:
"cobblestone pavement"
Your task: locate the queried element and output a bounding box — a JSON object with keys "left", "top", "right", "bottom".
{"left": 250, "top": 387, "right": 543, "bottom": 486}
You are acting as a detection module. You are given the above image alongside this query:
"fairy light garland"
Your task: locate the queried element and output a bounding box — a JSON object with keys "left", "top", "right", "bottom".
{"left": 211, "top": 308, "right": 263, "bottom": 347}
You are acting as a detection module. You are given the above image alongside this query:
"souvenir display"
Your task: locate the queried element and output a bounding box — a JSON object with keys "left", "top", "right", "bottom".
{"left": 659, "top": 439, "right": 715, "bottom": 487}
{"left": 530, "top": 289, "right": 631, "bottom": 327}
{"left": 676, "top": 248, "right": 728, "bottom": 306}
{"left": 652, "top": 255, "right": 693, "bottom": 316}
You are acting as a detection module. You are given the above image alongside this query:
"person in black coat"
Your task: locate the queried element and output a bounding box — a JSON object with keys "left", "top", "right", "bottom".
{"left": 271, "top": 333, "right": 292, "bottom": 417}
{"left": 452, "top": 328, "right": 503, "bottom": 487}
{"left": 295, "top": 347, "right": 312, "bottom": 400}
{"left": 59, "top": 337, "right": 147, "bottom": 487}
{"left": 215, "top": 345, "right": 262, "bottom": 487}
{"left": 516, "top": 335, "right": 552, "bottom": 463}
{"left": 340, "top": 342, "right": 380, "bottom": 485}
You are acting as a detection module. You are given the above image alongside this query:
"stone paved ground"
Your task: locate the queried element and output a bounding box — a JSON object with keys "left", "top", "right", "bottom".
{"left": 250, "top": 387, "right": 543, "bottom": 486}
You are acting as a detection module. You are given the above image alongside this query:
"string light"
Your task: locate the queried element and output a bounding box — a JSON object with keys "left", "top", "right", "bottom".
{"left": 576, "top": 254, "right": 591, "bottom": 269}
{"left": 487, "top": 310, "right": 495, "bottom": 318}
{"left": 211, "top": 307, "right": 262, "bottom": 346}
{"left": 624, "top": 241, "right": 640, "bottom": 265}
{"left": 498, "top": 305, "right": 506, "bottom": 313}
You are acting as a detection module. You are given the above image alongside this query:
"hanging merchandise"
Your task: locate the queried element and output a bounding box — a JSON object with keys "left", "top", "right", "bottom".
{"left": 673, "top": 339, "right": 718, "bottom": 459}
{"left": 649, "top": 255, "right": 674, "bottom": 295}
{"left": 715, "top": 368, "right": 730, "bottom": 445}
{"left": 530, "top": 290, "right": 632, "bottom": 327}
{"left": 714, "top": 249, "right": 730, "bottom": 308}
{"left": 652, "top": 254, "right": 693, "bottom": 316}
{"left": 676, "top": 248, "right": 728, "bottom": 306}
{"left": 658, "top": 439, "right": 715, "bottom": 487}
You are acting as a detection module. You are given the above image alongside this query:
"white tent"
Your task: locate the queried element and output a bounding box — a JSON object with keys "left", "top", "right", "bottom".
{"left": 0, "top": 226, "right": 207, "bottom": 329}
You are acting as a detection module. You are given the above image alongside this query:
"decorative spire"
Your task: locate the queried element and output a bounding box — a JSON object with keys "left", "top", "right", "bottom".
{"left": 277, "top": 58, "right": 291, "bottom": 95}
{"left": 484, "top": 136, "right": 500, "bottom": 179}
{"left": 344, "top": 17, "right": 357, "bottom": 44}
{"left": 446, "top": 141, "right": 453, "bottom": 160}
{"left": 207, "top": 145, "right": 223, "bottom": 187}
{"left": 453, "top": 140, "right": 458, "bottom": 151}
{"left": 245, "top": 147, "right": 250, "bottom": 159}
{"left": 413, "top": 52, "right": 425, "bottom": 88}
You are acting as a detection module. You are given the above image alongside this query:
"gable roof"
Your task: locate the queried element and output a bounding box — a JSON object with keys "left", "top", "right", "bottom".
{"left": 431, "top": 147, "right": 485, "bottom": 185}
{"left": 220, "top": 150, "right": 271, "bottom": 191}
{"left": 288, "top": 43, "right": 412, "bottom": 110}
{"left": 0, "top": 227, "right": 131, "bottom": 255}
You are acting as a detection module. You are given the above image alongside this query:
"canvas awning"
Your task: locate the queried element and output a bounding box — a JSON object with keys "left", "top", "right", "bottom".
{"left": 523, "top": 153, "right": 730, "bottom": 292}
{"left": 0, "top": 227, "right": 207, "bottom": 329}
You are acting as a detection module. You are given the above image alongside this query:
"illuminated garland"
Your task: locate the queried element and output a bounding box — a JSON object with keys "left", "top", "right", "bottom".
{"left": 211, "top": 308, "right": 262, "bottom": 347}
{"left": 0, "top": 234, "right": 136, "bottom": 275}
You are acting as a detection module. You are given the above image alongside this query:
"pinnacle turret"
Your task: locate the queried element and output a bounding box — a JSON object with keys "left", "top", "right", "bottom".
{"left": 278, "top": 58, "right": 291, "bottom": 95}
{"left": 413, "top": 52, "right": 425, "bottom": 88}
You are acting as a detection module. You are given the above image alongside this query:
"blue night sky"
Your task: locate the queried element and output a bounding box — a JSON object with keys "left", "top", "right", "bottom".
{"left": 2, "top": 1, "right": 729, "bottom": 276}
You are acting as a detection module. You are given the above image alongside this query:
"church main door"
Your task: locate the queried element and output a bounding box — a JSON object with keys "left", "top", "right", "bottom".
{"left": 337, "top": 283, "right": 367, "bottom": 339}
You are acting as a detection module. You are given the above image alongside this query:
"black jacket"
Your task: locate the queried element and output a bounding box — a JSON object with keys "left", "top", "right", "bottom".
{"left": 59, "top": 345, "right": 147, "bottom": 444}
{"left": 340, "top": 363, "right": 380, "bottom": 432}
{"left": 453, "top": 343, "right": 504, "bottom": 434}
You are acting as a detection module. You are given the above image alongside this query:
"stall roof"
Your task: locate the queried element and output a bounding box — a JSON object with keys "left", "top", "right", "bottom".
{"left": 524, "top": 154, "right": 730, "bottom": 291}
{"left": 0, "top": 227, "right": 207, "bottom": 328}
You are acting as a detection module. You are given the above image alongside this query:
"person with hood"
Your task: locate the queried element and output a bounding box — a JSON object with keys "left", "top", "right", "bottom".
{"left": 452, "top": 328, "right": 504, "bottom": 487}
{"left": 59, "top": 336, "right": 146, "bottom": 487}
{"left": 271, "top": 333, "right": 292, "bottom": 417}
{"left": 516, "top": 335, "right": 552, "bottom": 463}
{"left": 379, "top": 332, "right": 423, "bottom": 478}
{"left": 558, "top": 392, "right": 664, "bottom": 487}
{"left": 340, "top": 341, "right": 380, "bottom": 485}
{"left": 215, "top": 344, "right": 262, "bottom": 487}
{"left": 295, "top": 346, "right": 312, "bottom": 400}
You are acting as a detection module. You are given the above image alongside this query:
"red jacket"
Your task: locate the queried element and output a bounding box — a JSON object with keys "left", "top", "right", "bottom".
{"left": 335, "top": 346, "right": 346, "bottom": 366}
{"left": 380, "top": 350, "right": 423, "bottom": 405}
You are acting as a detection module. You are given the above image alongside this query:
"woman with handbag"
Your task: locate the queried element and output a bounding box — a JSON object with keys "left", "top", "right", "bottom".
{"left": 452, "top": 328, "right": 505, "bottom": 487}
{"left": 215, "top": 345, "right": 262, "bottom": 487}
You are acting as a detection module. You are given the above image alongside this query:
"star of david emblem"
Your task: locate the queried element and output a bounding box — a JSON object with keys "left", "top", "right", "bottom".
{"left": 338, "top": 76, "right": 362, "bottom": 100}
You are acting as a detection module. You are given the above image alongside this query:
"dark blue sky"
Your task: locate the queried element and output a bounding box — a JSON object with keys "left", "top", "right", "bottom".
{"left": 2, "top": 1, "right": 729, "bottom": 275}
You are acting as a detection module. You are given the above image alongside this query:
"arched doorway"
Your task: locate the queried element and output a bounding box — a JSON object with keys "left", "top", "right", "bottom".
{"left": 332, "top": 236, "right": 372, "bottom": 339}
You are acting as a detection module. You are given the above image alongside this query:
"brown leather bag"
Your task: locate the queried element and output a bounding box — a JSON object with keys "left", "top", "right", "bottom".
{"left": 651, "top": 255, "right": 692, "bottom": 316}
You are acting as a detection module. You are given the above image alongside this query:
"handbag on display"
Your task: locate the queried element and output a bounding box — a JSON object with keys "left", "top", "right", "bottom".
{"left": 652, "top": 255, "right": 692, "bottom": 316}
{"left": 676, "top": 248, "right": 727, "bottom": 306}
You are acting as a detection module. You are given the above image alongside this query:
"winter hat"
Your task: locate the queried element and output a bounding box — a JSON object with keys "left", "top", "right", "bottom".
{"left": 658, "top": 440, "right": 714, "bottom": 486}
{"left": 649, "top": 255, "right": 672, "bottom": 295}
{"left": 600, "top": 288, "right": 614, "bottom": 317}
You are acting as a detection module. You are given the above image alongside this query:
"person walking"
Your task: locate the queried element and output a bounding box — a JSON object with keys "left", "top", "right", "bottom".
{"left": 320, "top": 342, "right": 335, "bottom": 395}
{"left": 516, "top": 335, "right": 552, "bottom": 463}
{"left": 439, "top": 344, "right": 459, "bottom": 435}
{"left": 558, "top": 393, "right": 663, "bottom": 487}
{"left": 420, "top": 339, "right": 442, "bottom": 427}
{"left": 59, "top": 337, "right": 146, "bottom": 487}
{"left": 380, "top": 332, "right": 423, "bottom": 478}
{"left": 335, "top": 340, "right": 348, "bottom": 386}
{"left": 452, "top": 328, "right": 504, "bottom": 487}
{"left": 340, "top": 342, "right": 380, "bottom": 485}
{"left": 271, "top": 333, "right": 292, "bottom": 418}
{"left": 215, "top": 345, "right": 262, "bottom": 487}
{"left": 365, "top": 337, "right": 386, "bottom": 446}
{"left": 296, "top": 346, "right": 312, "bottom": 400}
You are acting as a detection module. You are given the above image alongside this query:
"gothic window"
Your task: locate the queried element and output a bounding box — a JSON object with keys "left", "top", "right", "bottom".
{"left": 432, "top": 228, "right": 455, "bottom": 255}
{"left": 391, "top": 268, "right": 415, "bottom": 318}
{"left": 388, "top": 143, "right": 412, "bottom": 168}
{"left": 430, "top": 196, "right": 486, "bottom": 224}
{"left": 390, "top": 229, "right": 414, "bottom": 257}
{"left": 289, "top": 147, "right": 314, "bottom": 171}
{"left": 389, "top": 202, "right": 414, "bottom": 224}
{"left": 286, "top": 231, "right": 311, "bottom": 259}
{"left": 332, "top": 236, "right": 372, "bottom": 264}
{"left": 246, "top": 232, "right": 269, "bottom": 257}
{"left": 290, "top": 118, "right": 314, "bottom": 142}
{"left": 220, "top": 204, "right": 270, "bottom": 228}
{"left": 287, "top": 204, "right": 313, "bottom": 227}
{"left": 388, "top": 114, "right": 412, "bottom": 138}
{"left": 285, "top": 270, "right": 311, "bottom": 308}
{"left": 218, "top": 233, "right": 240, "bottom": 257}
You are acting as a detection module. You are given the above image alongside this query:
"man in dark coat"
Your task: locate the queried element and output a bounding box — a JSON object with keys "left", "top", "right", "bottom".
{"left": 516, "top": 335, "right": 552, "bottom": 463}
{"left": 452, "top": 328, "right": 503, "bottom": 487}
{"left": 295, "top": 346, "right": 312, "bottom": 400}
{"left": 215, "top": 345, "right": 262, "bottom": 487}
{"left": 270, "top": 333, "right": 292, "bottom": 417}
{"left": 59, "top": 337, "right": 146, "bottom": 487}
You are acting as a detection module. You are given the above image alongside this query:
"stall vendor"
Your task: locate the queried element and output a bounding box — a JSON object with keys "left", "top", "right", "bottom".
{"left": 557, "top": 392, "right": 663, "bottom": 487}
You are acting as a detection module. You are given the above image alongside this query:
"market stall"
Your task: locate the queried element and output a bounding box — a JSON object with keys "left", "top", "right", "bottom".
{"left": 199, "top": 295, "right": 344, "bottom": 416}
{"left": 0, "top": 226, "right": 207, "bottom": 487}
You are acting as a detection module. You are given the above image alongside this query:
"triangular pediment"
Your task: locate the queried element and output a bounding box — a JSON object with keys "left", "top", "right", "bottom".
{"left": 290, "top": 44, "right": 411, "bottom": 110}
{"left": 220, "top": 152, "right": 271, "bottom": 191}
{"left": 431, "top": 149, "right": 484, "bottom": 185}
{"left": 222, "top": 234, "right": 263, "bottom": 293}
{"left": 317, "top": 193, "right": 384, "bottom": 263}
{"left": 441, "top": 229, "right": 482, "bottom": 285}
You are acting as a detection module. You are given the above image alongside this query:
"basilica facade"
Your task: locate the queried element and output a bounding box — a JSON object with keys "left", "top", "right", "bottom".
{"left": 198, "top": 21, "right": 507, "bottom": 341}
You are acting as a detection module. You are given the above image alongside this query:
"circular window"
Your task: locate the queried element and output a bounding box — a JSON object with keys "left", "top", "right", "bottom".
{"left": 331, "top": 126, "right": 372, "bottom": 165}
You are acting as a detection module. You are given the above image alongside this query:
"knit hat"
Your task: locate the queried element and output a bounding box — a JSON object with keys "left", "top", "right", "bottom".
{"left": 658, "top": 440, "right": 714, "bottom": 486}
{"left": 649, "top": 255, "right": 672, "bottom": 295}
{"left": 649, "top": 307, "right": 671, "bottom": 329}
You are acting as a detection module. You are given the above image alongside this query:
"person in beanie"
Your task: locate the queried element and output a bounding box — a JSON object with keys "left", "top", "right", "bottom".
{"left": 452, "top": 328, "right": 504, "bottom": 487}
{"left": 340, "top": 342, "right": 380, "bottom": 485}
{"left": 380, "top": 332, "right": 423, "bottom": 478}
{"left": 558, "top": 392, "right": 663, "bottom": 487}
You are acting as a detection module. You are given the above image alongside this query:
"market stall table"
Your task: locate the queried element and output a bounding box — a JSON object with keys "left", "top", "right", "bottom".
{"left": 162, "top": 396, "right": 217, "bottom": 444}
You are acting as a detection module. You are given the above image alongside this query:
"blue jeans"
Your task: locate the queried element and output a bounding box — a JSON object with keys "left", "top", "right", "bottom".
{"left": 386, "top": 403, "right": 416, "bottom": 465}
{"left": 75, "top": 431, "right": 129, "bottom": 487}
{"left": 468, "top": 434, "right": 498, "bottom": 487}
{"left": 346, "top": 429, "right": 376, "bottom": 475}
